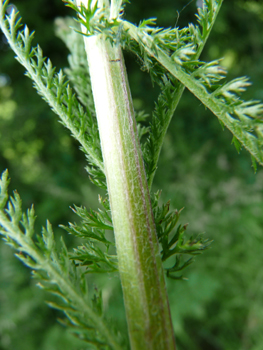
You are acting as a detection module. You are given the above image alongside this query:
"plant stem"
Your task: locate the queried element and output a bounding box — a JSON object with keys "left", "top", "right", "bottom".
{"left": 76, "top": 1, "right": 176, "bottom": 349}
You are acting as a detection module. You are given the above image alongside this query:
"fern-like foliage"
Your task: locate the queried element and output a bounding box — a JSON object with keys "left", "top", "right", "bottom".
{"left": 63, "top": 0, "right": 120, "bottom": 38}
{"left": 67, "top": 0, "right": 225, "bottom": 186}
{"left": 152, "top": 192, "right": 211, "bottom": 280}
{"left": 0, "top": 170, "right": 124, "bottom": 350}
{"left": 120, "top": 0, "right": 227, "bottom": 186}
{"left": 121, "top": 0, "right": 263, "bottom": 170}
{"left": 142, "top": 76, "right": 185, "bottom": 188}
{"left": 55, "top": 17, "right": 95, "bottom": 113}
{"left": 62, "top": 0, "right": 263, "bottom": 178}
{"left": 54, "top": 17, "right": 107, "bottom": 188}
{"left": 58, "top": 0, "right": 211, "bottom": 279}
{"left": 62, "top": 188, "right": 210, "bottom": 279}
{"left": 61, "top": 197, "right": 118, "bottom": 274}
{"left": 0, "top": 0, "right": 106, "bottom": 187}
{"left": 67, "top": 0, "right": 263, "bottom": 173}
{"left": 61, "top": 189, "right": 208, "bottom": 278}
{"left": 1, "top": 0, "right": 245, "bottom": 347}
{"left": 0, "top": 0, "right": 218, "bottom": 280}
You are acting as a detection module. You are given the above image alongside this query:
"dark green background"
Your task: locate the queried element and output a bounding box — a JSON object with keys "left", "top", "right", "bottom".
{"left": 0, "top": 1, "right": 263, "bottom": 349}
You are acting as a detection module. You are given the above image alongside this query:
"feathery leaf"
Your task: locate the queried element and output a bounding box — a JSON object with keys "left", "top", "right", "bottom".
{"left": 0, "top": 170, "right": 124, "bottom": 350}
{"left": 0, "top": 0, "right": 105, "bottom": 182}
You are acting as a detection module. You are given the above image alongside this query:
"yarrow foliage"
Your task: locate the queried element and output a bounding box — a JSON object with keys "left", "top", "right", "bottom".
{"left": 64, "top": 0, "right": 121, "bottom": 38}
{"left": 0, "top": 171, "right": 124, "bottom": 350}
{"left": 0, "top": 0, "right": 105, "bottom": 182}
{"left": 1, "top": 0, "right": 263, "bottom": 349}
{"left": 120, "top": 1, "right": 263, "bottom": 169}
{"left": 152, "top": 191, "right": 211, "bottom": 279}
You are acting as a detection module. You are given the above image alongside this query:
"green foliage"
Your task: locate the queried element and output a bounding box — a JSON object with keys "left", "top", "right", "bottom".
{"left": 152, "top": 191, "right": 211, "bottom": 279}
{"left": 54, "top": 15, "right": 107, "bottom": 188}
{"left": 1, "top": 0, "right": 263, "bottom": 349}
{"left": 0, "top": 170, "right": 125, "bottom": 350}
{"left": 70, "top": 0, "right": 263, "bottom": 186}
{"left": 142, "top": 76, "right": 185, "bottom": 188}
{"left": 61, "top": 198, "right": 118, "bottom": 274}
{"left": 55, "top": 16, "right": 95, "bottom": 112}
{"left": 1, "top": 0, "right": 202, "bottom": 283}
{"left": 121, "top": 0, "right": 263, "bottom": 169}
{"left": 0, "top": 0, "right": 104, "bottom": 183}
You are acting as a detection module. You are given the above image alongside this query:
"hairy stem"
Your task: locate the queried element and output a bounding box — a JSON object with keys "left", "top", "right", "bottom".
{"left": 76, "top": 1, "right": 176, "bottom": 349}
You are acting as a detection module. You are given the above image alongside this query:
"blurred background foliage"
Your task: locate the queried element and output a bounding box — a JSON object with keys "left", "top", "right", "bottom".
{"left": 0, "top": 0, "right": 263, "bottom": 349}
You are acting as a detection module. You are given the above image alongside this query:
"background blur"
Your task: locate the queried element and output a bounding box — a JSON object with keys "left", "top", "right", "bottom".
{"left": 1, "top": 1, "right": 263, "bottom": 349}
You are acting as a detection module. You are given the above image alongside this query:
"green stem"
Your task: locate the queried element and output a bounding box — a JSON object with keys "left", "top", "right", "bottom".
{"left": 76, "top": 1, "right": 176, "bottom": 349}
